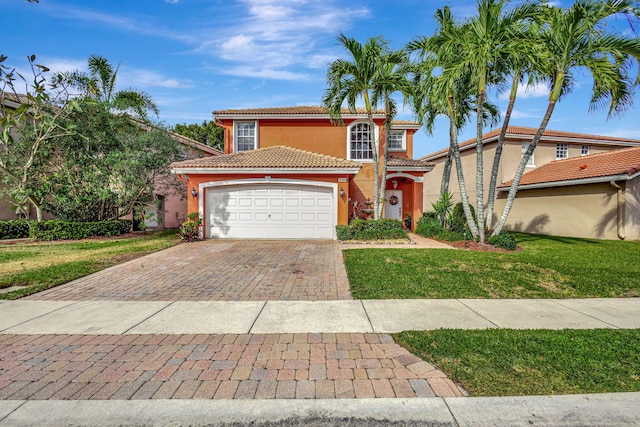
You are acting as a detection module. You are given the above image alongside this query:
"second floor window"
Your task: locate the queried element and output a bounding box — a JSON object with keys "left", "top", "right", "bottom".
{"left": 235, "top": 121, "right": 257, "bottom": 152}
{"left": 556, "top": 143, "right": 568, "bottom": 159}
{"left": 388, "top": 130, "right": 405, "bottom": 151}
{"left": 581, "top": 145, "right": 590, "bottom": 156}
{"left": 522, "top": 143, "right": 534, "bottom": 166}
{"left": 349, "top": 122, "right": 373, "bottom": 160}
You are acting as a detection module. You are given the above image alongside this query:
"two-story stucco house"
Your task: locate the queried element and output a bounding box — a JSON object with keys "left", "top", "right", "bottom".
{"left": 421, "top": 127, "right": 640, "bottom": 240}
{"left": 169, "top": 106, "right": 433, "bottom": 239}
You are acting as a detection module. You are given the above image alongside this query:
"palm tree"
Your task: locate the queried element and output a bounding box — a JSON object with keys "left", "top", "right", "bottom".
{"left": 493, "top": 0, "right": 640, "bottom": 235}
{"left": 323, "top": 33, "right": 406, "bottom": 220}
{"left": 59, "top": 55, "right": 158, "bottom": 120}
{"left": 438, "top": 0, "right": 539, "bottom": 243}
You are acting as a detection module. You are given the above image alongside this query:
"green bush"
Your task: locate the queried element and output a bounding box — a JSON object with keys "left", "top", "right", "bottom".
{"left": 487, "top": 232, "right": 517, "bottom": 250}
{"left": 436, "top": 229, "right": 465, "bottom": 242}
{"left": 337, "top": 218, "right": 407, "bottom": 241}
{"left": 0, "top": 220, "right": 31, "bottom": 240}
{"left": 422, "top": 211, "right": 438, "bottom": 220}
{"left": 450, "top": 202, "right": 476, "bottom": 233}
{"left": 415, "top": 216, "right": 443, "bottom": 238}
{"left": 178, "top": 212, "right": 202, "bottom": 242}
{"left": 31, "top": 220, "right": 132, "bottom": 241}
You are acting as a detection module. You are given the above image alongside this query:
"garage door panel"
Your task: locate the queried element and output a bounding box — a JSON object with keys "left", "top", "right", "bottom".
{"left": 206, "top": 183, "right": 335, "bottom": 239}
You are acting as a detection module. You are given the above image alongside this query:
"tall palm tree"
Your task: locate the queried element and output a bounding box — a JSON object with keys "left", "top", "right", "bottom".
{"left": 59, "top": 55, "right": 158, "bottom": 120}
{"left": 493, "top": 0, "right": 640, "bottom": 235}
{"left": 323, "top": 33, "right": 405, "bottom": 220}
{"left": 439, "top": 0, "right": 538, "bottom": 243}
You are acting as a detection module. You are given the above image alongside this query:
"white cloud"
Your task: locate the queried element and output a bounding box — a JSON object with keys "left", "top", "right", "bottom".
{"left": 499, "top": 81, "right": 549, "bottom": 100}
{"left": 220, "top": 66, "right": 309, "bottom": 81}
{"left": 508, "top": 109, "right": 538, "bottom": 119}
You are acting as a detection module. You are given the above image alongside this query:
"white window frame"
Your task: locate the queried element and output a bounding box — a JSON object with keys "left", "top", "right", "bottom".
{"left": 556, "top": 143, "right": 568, "bottom": 160}
{"left": 387, "top": 130, "right": 406, "bottom": 152}
{"left": 347, "top": 120, "right": 379, "bottom": 161}
{"left": 234, "top": 120, "right": 258, "bottom": 152}
{"left": 522, "top": 143, "right": 535, "bottom": 167}
{"left": 581, "top": 145, "right": 590, "bottom": 156}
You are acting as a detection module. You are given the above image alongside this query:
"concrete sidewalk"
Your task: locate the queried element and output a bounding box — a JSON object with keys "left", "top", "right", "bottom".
{"left": 1, "top": 298, "right": 638, "bottom": 335}
{"left": 2, "top": 393, "right": 640, "bottom": 426}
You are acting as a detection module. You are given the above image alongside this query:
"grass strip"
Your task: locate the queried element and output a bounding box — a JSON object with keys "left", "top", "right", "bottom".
{"left": 0, "top": 230, "right": 179, "bottom": 299}
{"left": 394, "top": 329, "right": 640, "bottom": 396}
{"left": 344, "top": 233, "right": 640, "bottom": 299}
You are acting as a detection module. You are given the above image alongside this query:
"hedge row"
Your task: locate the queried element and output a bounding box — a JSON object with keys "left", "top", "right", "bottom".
{"left": 337, "top": 218, "right": 408, "bottom": 241}
{"left": 0, "top": 220, "right": 30, "bottom": 240}
{"left": 30, "top": 220, "right": 132, "bottom": 241}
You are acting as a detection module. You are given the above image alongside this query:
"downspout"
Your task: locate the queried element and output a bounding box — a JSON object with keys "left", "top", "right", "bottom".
{"left": 609, "top": 181, "right": 626, "bottom": 240}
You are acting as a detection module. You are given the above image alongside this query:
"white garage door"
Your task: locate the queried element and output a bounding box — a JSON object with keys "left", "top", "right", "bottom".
{"left": 205, "top": 183, "right": 335, "bottom": 239}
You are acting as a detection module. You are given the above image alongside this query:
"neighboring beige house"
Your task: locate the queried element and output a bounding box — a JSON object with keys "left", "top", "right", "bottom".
{"left": 421, "top": 127, "right": 640, "bottom": 240}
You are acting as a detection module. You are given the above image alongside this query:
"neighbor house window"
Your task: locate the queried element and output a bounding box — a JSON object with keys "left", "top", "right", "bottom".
{"left": 556, "top": 143, "right": 568, "bottom": 159}
{"left": 581, "top": 145, "right": 590, "bottom": 156}
{"left": 348, "top": 122, "right": 374, "bottom": 160}
{"left": 522, "top": 143, "right": 534, "bottom": 166}
{"left": 387, "top": 130, "right": 405, "bottom": 151}
{"left": 234, "top": 121, "right": 257, "bottom": 152}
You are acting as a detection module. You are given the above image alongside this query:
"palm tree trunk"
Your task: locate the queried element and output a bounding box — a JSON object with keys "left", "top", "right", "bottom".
{"left": 486, "top": 73, "right": 519, "bottom": 231}
{"left": 440, "top": 139, "right": 454, "bottom": 195}
{"left": 364, "top": 94, "right": 381, "bottom": 220}
{"left": 493, "top": 100, "right": 557, "bottom": 235}
{"left": 475, "top": 90, "right": 486, "bottom": 243}
{"left": 449, "top": 96, "right": 478, "bottom": 238}
{"left": 378, "top": 99, "right": 392, "bottom": 220}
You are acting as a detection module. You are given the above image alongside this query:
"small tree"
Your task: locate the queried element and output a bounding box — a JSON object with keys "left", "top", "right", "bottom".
{"left": 0, "top": 55, "right": 78, "bottom": 221}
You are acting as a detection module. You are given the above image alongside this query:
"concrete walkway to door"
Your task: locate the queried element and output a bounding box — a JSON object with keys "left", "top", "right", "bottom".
{"left": 26, "top": 240, "right": 352, "bottom": 302}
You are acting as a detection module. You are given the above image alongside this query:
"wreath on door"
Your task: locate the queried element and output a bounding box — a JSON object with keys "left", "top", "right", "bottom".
{"left": 389, "top": 195, "right": 399, "bottom": 205}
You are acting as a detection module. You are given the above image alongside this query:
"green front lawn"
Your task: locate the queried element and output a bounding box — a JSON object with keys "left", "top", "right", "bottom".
{"left": 0, "top": 230, "right": 180, "bottom": 299}
{"left": 344, "top": 233, "right": 640, "bottom": 299}
{"left": 394, "top": 329, "right": 640, "bottom": 396}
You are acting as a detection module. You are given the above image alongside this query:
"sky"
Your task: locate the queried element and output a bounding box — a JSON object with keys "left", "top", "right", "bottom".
{"left": 2, "top": 0, "right": 639, "bottom": 158}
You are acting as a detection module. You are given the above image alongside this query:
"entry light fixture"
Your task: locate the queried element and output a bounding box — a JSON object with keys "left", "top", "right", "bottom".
{"left": 392, "top": 179, "right": 398, "bottom": 189}
{"left": 191, "top": 187, "right": 198, "bottom": 198}
{"left": 339, "top": 188, "right": 345, "bottom": 197}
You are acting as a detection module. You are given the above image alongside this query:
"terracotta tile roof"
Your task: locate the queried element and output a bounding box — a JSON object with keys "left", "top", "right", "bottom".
{"left": 213, "top": 106, "right": 420, "bottom": 126}
{"left": 500, "top": 146, "right": 640, "bottom": 188}
{"left": 422, "top": 126, "right": 640, "bottom": 160}
{"left": 214, "top": 106, "right": 385, "bottom": 116}
{"left": 387, "top": 156, "right": 434, "bottom": 169}
{"left": 170, "top": 146, "right": 362, "bottom": 170}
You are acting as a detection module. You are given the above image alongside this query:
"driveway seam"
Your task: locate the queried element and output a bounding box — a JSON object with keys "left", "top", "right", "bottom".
{"left": 360, "top": 300, "right": 376, "bottom": 333}
{"left": 0, "top": 400, "right": 26, "bottom": 423}
{"left": 121, "top": 301, "right": 176, "bottom": 334}
{"left": 456, "top": 299, "right": 501, "bottom": 328}
{"left": 549, "top": 300, "right": 621, "bottom": 329}
{"left": 247, "top": 301, "right": 268, "bottom": 334}
{"left": 0, "top": 301, "right": 81, "bottom": 333}
{"left": 442, "top": 397, "right": 462, "bottom": 427}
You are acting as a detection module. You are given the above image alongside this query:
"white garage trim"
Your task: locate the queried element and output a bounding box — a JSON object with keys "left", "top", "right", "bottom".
{"left": 199, "top": 178, "right": 338, "bottom": 239}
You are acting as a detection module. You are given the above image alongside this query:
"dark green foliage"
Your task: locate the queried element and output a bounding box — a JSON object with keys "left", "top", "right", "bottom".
{"left": 487, "top": 231, "right": 517, "bottom": 250}
{"left": 178, "top": 212, "right": 202, "bottom": 242}
{"left": 0, "top": 220, "right": 30, "bottom": 239}
{"left": 173, "top": 121, "right": 224, "bottom": 151}
{"left": 31, "top": 220, "right": 131, "bottom": 241}
{"left": 436, "top": 230, "right": 465, "bottom": 242}
{"left": 337, "top": 218, "right": 408, "bottom": 241}
{"left": 422, "top": 211, "right": 438, "bottom": 220}
{"left": 449, "top": 202, "right": 476, "bottom": 233}
{"left": 415, "top": 216, "right": 443, "bottom": 237}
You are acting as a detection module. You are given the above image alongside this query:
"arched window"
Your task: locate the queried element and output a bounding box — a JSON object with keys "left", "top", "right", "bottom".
{"left": 348, "top": 121, "right": 375, "bottom": 160}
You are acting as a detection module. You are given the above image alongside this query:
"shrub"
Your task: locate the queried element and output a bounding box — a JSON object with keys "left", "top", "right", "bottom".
{"left": 0, "top": 220, "right": 31, "bottom": 240}
{"left": 31, "top": 220, "right": 132, "bottom": 241}
{"left": 178, "top": 212, "right": 202, "bottom": 242}
{"left": 337, "top": 218, "right": 407, "bottom": 241}
{"left": 415, "top": 216, "right": 443, "bottom": 238}
{"left": 449, "top": 202, "right": 476, "bottom": 233}
{"left": 487, "top": 232, "right": 517, "bottom": 250}
{"left": 436, "top": 230, "right": 465, "bottom": 242}
{"left": 422, "top": 211, "right": 438, "bottom": 220}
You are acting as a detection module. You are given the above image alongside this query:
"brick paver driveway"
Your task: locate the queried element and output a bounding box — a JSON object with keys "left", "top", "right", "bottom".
{"left": 26, "top": 240, "right": 351, "bottom": 301}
